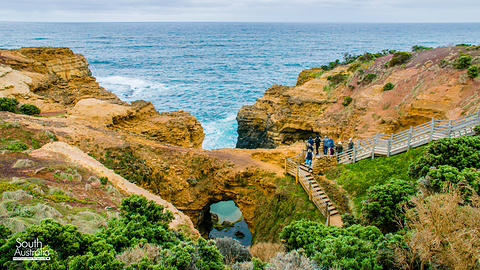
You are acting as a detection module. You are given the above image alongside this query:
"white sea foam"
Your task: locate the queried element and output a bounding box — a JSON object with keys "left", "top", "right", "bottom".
{"left": 202, "top": 113, "right": 238, "bottom": 150}
{"left": 97, "top": 76, "right": 167, "bottom": 100}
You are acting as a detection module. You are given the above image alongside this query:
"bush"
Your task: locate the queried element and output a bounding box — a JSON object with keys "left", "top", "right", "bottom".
{"left": 412, "top": 45, "right": 433, "bottom": 52}
{"left": 329, "top": 73, "right": 346, "bottom": 84}
{"left": 249, "top": 242, "right": 284, "bottom": 263}
{"left": 280, "top": 220, "right": 383, "bottom": 270}
{"left": 383, "top": 82, "right": 394, "bottom": 91}
{"left": 99, "top": 176, "right": 108, "bottom": 185}
{"left": 0, "top": 97, "right": 19, "bottom": 113}
{"left": 4, "top": 141, "right": 29, "bottom": 151}
{"left": 361, "top": 179, "right": 417, "bottom": 233}
{"left": 215, "top": 237, "right": 251, "bottom": 265}
{"left": 266, "top": 251, "right": 318, "bottom": 270}
{"left": 467, "top": 65, "right": 478, "bottom": 78}
{"left": 475, "top": 125, "right": 480, "bottom": 135}
{"left": 18, "top": 104, "right": 41, "bottom": 115}
{"left": 347, "top": 62, "right": 361, "bottom": 72}
{"left": 408, "top": 136, "right": 480, "bottom": 179}
{"left": 452, "top": 54, "right": 472, "bottom": 69}
{"left": 389, "top": 52, "right": 412, "bottom": 67}
{"left": 342, "top": 96, "right": 353, "bottom": 107}
{"left": 362, "top": 73, "right": 377, "bottom": 84}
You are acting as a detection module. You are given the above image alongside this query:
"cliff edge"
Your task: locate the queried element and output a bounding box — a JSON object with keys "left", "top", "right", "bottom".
{"left": 237, "top": 46, "right": 480, "bottom": 148}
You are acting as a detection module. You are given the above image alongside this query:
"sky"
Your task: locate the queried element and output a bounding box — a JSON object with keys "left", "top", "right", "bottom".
{"left": 1, "top": 0, "right": 479, "bottom": 23}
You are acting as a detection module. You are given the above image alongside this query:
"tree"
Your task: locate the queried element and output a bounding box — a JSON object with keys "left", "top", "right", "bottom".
{"left": 361, "top": 179, "right": 417, "bottom": 233}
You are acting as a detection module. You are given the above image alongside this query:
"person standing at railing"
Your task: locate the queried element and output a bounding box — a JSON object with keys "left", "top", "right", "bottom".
{"left": 336, "top": 141, "right": 343, "bottom": 154}
{"left": 314, "top": 135, "right": 321, "bottom": 156}
{"left": 328, "top": 137, "right": 335, "bottom": 155}
{"left": 305, "top": 148, "right": 313, "bottom": 172}
{"left": 322, "top": 136, "right": 329, "bottom": 155}
{"left": 348, "top": 138, "right": 354, "bottom": 150}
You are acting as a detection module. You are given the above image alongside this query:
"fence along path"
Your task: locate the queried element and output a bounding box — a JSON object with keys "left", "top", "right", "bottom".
{"left": 285, "top": 151, "right": 342, "bottom": 227}
{"left": 284, "top": 109, "right": 479, "bottom": 226}
{"left": 338, "top": 109, "right": 480, "bottom": 164}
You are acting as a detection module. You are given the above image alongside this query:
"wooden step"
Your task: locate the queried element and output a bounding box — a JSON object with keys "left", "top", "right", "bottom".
{"left": 330, "top": 210, "right": 339, "bottom": 215}
{"left": 328, "top": 206, "right": 336, "bottom": 211}
{"left": 320, "top": 195, "right": 328, "bottom": 199}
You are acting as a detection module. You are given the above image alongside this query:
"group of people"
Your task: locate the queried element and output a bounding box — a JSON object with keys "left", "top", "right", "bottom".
{"left": 304, "top": 135, "right": 355, "bottom": 171}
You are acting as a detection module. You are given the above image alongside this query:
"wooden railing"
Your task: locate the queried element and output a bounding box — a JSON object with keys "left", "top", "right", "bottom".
{"left": 285, "top": 150, "right": 333, "bottom": 225}
{"left": 337, "top": 109, "right": 480, "bottom": 164}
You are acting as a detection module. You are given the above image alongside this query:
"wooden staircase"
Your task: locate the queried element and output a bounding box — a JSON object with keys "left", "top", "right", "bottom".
{"left": 285, "top": 155, "right": 341, "bottom": 226}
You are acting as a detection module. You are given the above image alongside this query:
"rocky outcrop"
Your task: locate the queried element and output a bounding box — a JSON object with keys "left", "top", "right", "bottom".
{"left": 237, "top": 46, "right": 480, "bottom": 148}
{"left": 0, "top": 47, "right": 204, "bottom": 148}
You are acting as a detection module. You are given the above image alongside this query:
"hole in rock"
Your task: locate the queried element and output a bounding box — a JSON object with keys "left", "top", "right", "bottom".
{"left": 208, "top": 200, "right": 252, "bottom": 246}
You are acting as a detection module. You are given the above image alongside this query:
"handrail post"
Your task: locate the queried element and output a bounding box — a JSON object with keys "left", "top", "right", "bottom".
{"left": 407, "top": 126, "right": 413, "bottom": 151}
{"left": 387, "top": 133, "right": 393, "bottom": 157}
{"left": 296, "top": 154, "right": 300, "bottom": 183}
{"left": 447, "top": 119, "right": 452, "bottom": 138}
{"left": 353, "top": 147, "right": 357, "bottom": 163}
{"left": 477, "top": 109, "right": 480, "bottom": 125}
{"left": 429, "top": 117, "right": 435, "bottom": 142}
{"left": 372, "top": 132, "right": 378, "bottom": 159}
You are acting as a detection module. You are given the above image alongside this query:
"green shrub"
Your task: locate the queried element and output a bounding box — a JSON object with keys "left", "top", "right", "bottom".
{"left": 4, "top": 141, "right": 29, "bottom": 151}
{"left": 408, "top": 136, "right": 480, "bottom": 179}
{"left": 18, "top": 104, "right": 41, "bottom": 115}
{"left": 0, "top": 97, "right": 19, "bottom": 113}
{"left": 280, "top": 220, "right": 383, "bottom": 270}
{"left": 329, "top": 73, "right": 346, "bottom": 84}
{"left": 342, "top": 96, "right": 353, "bottom": 106}
{"left": 453, "top": 54, "right": 472, "bottom": 69}
{"left": 467, "top": 65, "right": 478, "bottom": 78}
{"left": 348, "top": 84, "right": 355, "bottom": 90}
{"left": 99, "top": 176, "right": 108, "bottom": 185}
{"left": 383, "top": 82, "right": 394, "bottom": 91}
{"left": 361, "top": 178, "right": 417, "bottom": 233}
{"left": 363, "top": 73, "right": 377, "bottom": 84}
{"left": 412, "top": 45, "right": 433, "bottom": 52}
{"left": 389, "top": 52, "right": 412, "bottom": 67}
{"left": 474, "top": 125, "right": 480, "bottom": 135}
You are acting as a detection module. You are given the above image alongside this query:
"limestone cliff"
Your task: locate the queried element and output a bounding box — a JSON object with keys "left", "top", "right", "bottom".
{"left": 0, "top": 47, "right": 204, "bottom": 148}
{"left": 237, "top": 46, "right": 480, "bottom": 148}
{"left": 0, "top": 47, "right": 286, "bottom": 240}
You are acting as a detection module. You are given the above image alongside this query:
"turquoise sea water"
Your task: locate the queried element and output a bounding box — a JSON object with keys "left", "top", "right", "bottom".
{"left": 209, "top": 200, "right": 251, "bottom": 246}
{"left": 1, "top": 22, "right": 480, "bottom": 149}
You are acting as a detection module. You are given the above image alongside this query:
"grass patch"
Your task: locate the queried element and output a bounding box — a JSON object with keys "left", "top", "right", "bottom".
{"left": 325, "top": 146, "right": 425, "bottom": 212}
{"left": 252, "top": 176, "right": 326, "bottom": 244}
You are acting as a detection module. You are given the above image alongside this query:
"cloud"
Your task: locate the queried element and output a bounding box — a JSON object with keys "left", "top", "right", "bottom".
{"left": 1, "top": 0, "right": 480, "bottom": 22}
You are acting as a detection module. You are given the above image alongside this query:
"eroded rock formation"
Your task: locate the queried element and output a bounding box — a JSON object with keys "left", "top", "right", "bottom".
{"left": 237, "top": 46, "right": 480, "bottom": 148}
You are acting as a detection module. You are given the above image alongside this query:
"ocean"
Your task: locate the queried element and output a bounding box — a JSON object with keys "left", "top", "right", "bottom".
{"left": 1, "top": 22, "right": 480, "bottom": 149}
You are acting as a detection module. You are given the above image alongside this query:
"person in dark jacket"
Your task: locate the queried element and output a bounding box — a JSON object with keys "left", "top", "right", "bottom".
{"left": 348, "top": 138, "right": 354, "bottom": 150}
{"left": 305, "top": 148, "right": 313, "bottom": 172}
{"left": 308, "top": 136, "right": 314, "bottom": 147}
{"left": 322, "top": 136, "right": 329, "bottom": 155}
{"left": 314, "top": 135, "right": 321, "bottom": 156}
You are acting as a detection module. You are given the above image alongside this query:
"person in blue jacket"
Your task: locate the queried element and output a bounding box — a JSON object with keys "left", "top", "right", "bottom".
{"left": 322, "top": 136, "right": 329, "bottom": 155}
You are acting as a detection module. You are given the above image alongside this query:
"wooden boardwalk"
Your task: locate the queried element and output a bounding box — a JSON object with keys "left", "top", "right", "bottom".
{"left": 285, "top": 154, "right": 342, "bottom": 227}
{"left": 285, "top": 109, "right": 479, "bottom": 226}
{"left": 338, "top": 109, "right": 480, "bottom": 164}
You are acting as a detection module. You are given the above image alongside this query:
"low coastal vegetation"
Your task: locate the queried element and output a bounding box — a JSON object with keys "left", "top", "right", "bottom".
{"left": 0, "top": 98, "right": 41, "bottom": 116}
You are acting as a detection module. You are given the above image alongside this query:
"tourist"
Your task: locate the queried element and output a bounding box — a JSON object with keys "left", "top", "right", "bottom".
{"left": 308, "top": 136, "right": 314, "bottom": 147}
{"left": 348, "top": 138, "right": 354, "bottom": 150}
{"left": 314, "top": 135, "right": 321, "bottom": 156}
{"left": 328, "top": 137, "right": 335, "bottom": 155}
{"left": 322, "top": 136, "right": 329, "bottom": 155}
{"left": 305, "top": 148, "right": 313, "bottom": 172}
{"left": 336, "top": 141, "right": 343, "bottom": 154}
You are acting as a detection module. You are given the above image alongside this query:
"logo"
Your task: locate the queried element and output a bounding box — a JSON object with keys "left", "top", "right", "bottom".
{"left": 13, "top": 238, "right": 50, "bottom": 261}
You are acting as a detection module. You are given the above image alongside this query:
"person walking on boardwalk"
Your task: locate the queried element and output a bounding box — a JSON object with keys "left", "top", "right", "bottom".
{"left": 308, "top": 136, "right": 314, "bottom": 147}
{"left": 305, "top": 148, "right": 313, "bottom": 172}
{"left": 322, "top": 136, "right": 329, "bottom": 155}
{"left": 314, "top": 135, "right": 321, "bottom": 156}
{"left": 328, "top": 137, "right": 335, "bottom": 155}
{"left": 336, "top": 141, "right": 343, "bottom": 155}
